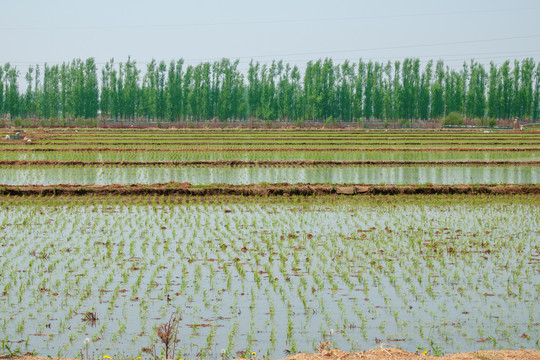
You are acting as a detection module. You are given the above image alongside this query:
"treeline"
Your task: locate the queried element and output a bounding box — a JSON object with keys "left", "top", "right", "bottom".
{"left": 0, "top": 57, "right": 539, "bottom": 122}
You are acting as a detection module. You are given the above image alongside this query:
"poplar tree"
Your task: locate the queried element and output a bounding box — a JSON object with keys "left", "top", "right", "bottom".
{"left": 100, "top": 60, "right": 114, "bottom": 119}
{"left": 487, "top": 62, "right": 500, "bottom": 119}
{"left": 4, "top": 64, "right": 20, "bottom": 118}
{"left": 121, "top": 57, "right": 140, "bottom": 119}
{"left": 372, "top": 62, "right": 384, "bottom": 120}
{"left": 391, "top": 61, "right": 401, "bottom": 120}
{"left": 382, "top": 61, "right": 394, "bottom": 120}
{"left": 533, "top": 62, "right": 540, "bottom": 119}
{"left": 2, "top": 57, "right": 540, "bottom": 123}
{"left": 42, "top": 64, "right": 60, "bottom": 119}
{"left": 247, "top": 61, "right": 261, "bottom": 119}
{"left": 24, "top": 66, "right": 35, "bottom": 117}
{"left": 84, "top": 58, "right": 99, "bottom": 119}
{"left": 277, "top": 61, "right": 293, "bottom": 121}
{"left": 60, "top": 63, "right": 70, "bottom": 120}
{"left": 290, "top": 65, "right": 303, "bottom": 120}
{"left": 466, "top": 61, "right": 486, "bottom": 119}
{"left": 500, "top": 61, "right": 512, "bottom": 119}
{"left": 363, "top": 61, "right": 375, "bottom": 119}
{"left": 518, "top": 58, "right": 535, "bottom": 118}
{"left": 165, "top": 59, "right": 184, "bottom": 121}
{"left": 156, "top": 61, "right": 167, "bottom": 120}
{"left": 141, "top": 59, "right": 158, "bottom": 119}
{"left": 352, "top": 60, "right": 365, "bottom": 120}
{"left": 418, "top": 60, "right": 432, "bottom": 119}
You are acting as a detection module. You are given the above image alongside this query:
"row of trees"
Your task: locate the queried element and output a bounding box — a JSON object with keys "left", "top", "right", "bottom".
{"left": 1, "top": 57, "right": 539, "bottom": 122}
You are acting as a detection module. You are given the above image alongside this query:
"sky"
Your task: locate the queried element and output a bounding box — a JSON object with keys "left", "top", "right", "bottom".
{"left": 1, "top": 0, "right": 539, "bottom": 73}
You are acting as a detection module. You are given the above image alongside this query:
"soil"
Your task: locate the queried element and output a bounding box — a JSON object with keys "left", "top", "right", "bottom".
{"left": 0, "top": 183, "right": 538, "bottom": 196}
{"left": 0, "top": 160, "right": 537, "bottom": 167}
{"left": 0, "top": 147, "right": 539, "bottom": 152}
{"left": 2, "top": 348, "right": 540, "bottom": 360}
{"left": 277, "top": 348, "right": 540, "bottom": 360}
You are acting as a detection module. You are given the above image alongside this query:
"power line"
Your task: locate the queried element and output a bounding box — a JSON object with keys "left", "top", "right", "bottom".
{"left": 247, "top": 50, "right": 540, "bottom": 65}
{"left": 173, "top": 34, "right": 540, "bottom": 63}
{"left": 2, "top": 40, "right": 539, "bottom": 67}
{"left": 0, "top": 6, "right": 539, "bottom": 31}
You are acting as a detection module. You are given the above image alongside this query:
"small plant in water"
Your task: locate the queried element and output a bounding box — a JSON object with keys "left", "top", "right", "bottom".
{"left": 82, "top": 311, "right": 99, "bottom": 326}
{"left": 1, "top": 339, "right": 22, "bottom": 357}
{"left": 429, "top": 339, "right": 444, "bottom": 356}
{"left": 142, "top": 314, "right": 181, "bottom": 359}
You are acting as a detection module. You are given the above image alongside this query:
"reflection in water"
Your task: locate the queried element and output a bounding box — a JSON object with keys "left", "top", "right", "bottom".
{"left": 0, "top": 165, "right": 537, "bottom": 185}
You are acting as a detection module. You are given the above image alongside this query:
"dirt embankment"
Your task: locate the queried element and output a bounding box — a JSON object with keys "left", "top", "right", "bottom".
{"left": 277, "top": 348, "right": 540, "bottom": 360}
{"left": 0, "top": 160, "right": 538, "bottom": 167}
{"left": 0, "top": 183, "right": 538, "bottom": 197}
{"left": 4, "top": 348, "right": 540, "bottom": 360}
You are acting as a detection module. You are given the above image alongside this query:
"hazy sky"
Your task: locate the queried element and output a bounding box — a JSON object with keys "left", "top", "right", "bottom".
{"left": 1, "top": 0, "right": 539, "bottom": 72}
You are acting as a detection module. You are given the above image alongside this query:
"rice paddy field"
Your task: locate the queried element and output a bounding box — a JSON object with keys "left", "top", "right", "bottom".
{"left": 0, "top": 128, "right": 539, "bottom": 359}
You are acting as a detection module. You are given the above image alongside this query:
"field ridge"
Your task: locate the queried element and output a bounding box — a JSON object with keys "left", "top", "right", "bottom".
{"left": 1, "top": 183, "right": 538, "bottom": 196}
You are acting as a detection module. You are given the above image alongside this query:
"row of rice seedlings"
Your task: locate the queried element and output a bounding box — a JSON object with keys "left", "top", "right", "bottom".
{"left": 3, "top": 145, "right": 540, "bottom": 156}
{"left": 29, "top": 141, "right": 540, "bottom": 153}
{"left": 0, "top": 195, "right": 538, "bottom": 358}
{"left": 35, "top": 141, "right": 540, "bottom": 149}
{"left": 37, "top": 131, "right": 540, "bottom": 144}
{"left": 0, "top": 150, "right": 537, "bottom": 162}
{"left": 45, "top": 130, "right": 540, "bottom": 141}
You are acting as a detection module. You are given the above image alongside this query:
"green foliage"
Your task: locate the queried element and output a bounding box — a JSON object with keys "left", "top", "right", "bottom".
{"left": 324, "top": 116, "right": 336, "bottom": 125}
{"left": 399, "top": 118, "right": 411, "bottom": 127}
{"left": 476, "top": 118, "right": 498, "bottom": 127}
{"left": 293, "top": 119, "right": 305, "bottom": 127}
{"left": 444, "top": 111, "right": 464, "bottom": 126}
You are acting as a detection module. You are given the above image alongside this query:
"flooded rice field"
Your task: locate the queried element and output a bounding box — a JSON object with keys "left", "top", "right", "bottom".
{"left": 0, "top": 165, "right": 537, "bottom": 186}
{"left": 0, "top": 196, "right": 538, "bottom": 358}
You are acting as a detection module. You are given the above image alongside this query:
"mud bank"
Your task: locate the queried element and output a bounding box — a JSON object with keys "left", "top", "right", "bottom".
{"left": 0, "top": 160, "right": 538, "bottom": 167}
{"left": 0, "top": 183, "right": 538, "bottom": 196}
{"left": 1, "top": 147, "right": 539, "bottom": 152}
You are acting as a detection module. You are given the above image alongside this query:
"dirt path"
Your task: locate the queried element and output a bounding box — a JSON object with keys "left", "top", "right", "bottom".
{"left": 277, "top": 348, "right": 540, "bottom": 360}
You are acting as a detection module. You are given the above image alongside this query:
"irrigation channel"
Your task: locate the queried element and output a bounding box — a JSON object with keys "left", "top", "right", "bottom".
{"left": 0, "top": 128, "right": 538, "bottom": 359}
